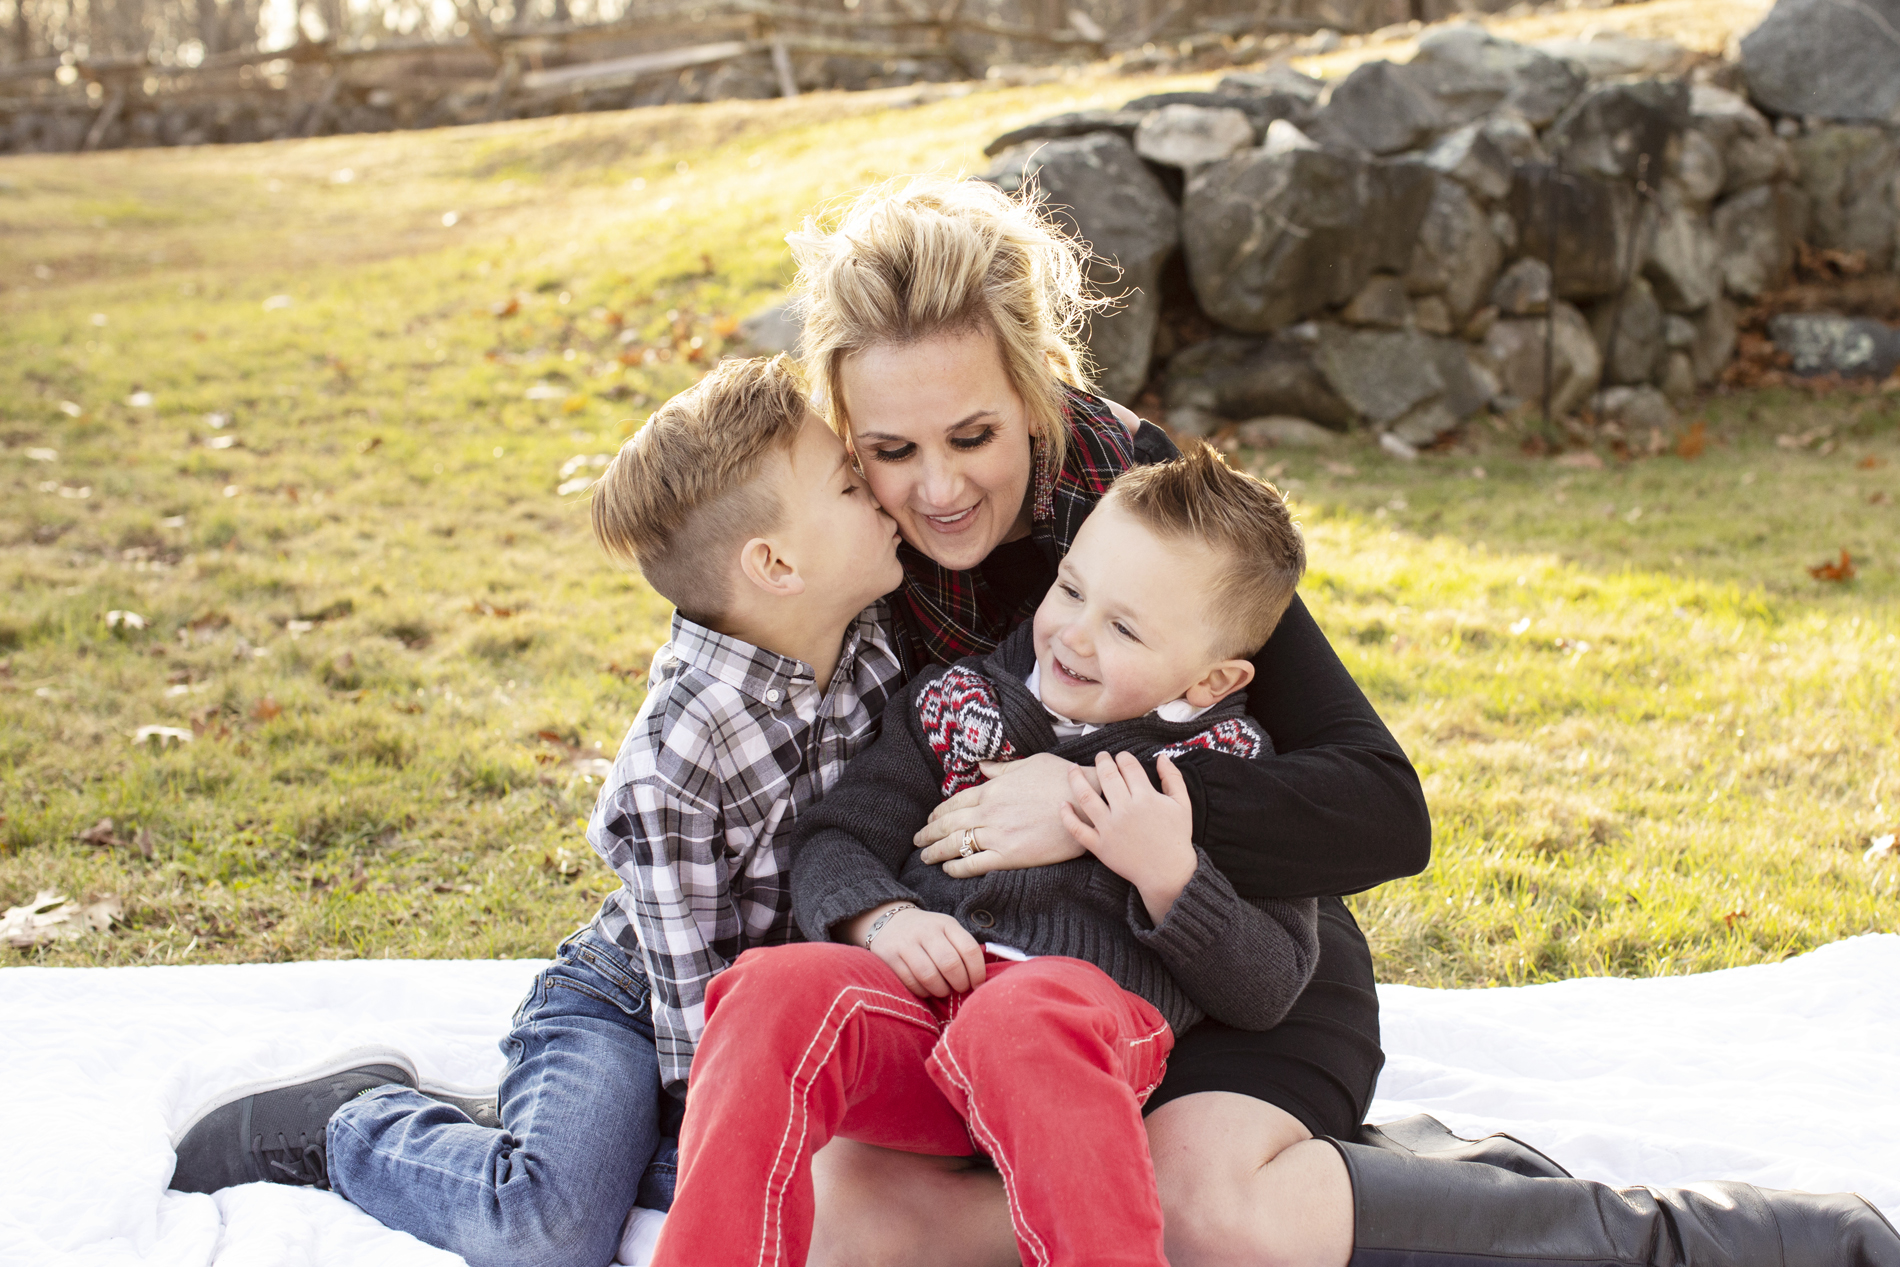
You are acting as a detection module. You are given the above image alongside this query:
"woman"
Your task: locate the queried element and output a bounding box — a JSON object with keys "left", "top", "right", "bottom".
{"left": 781, "top": 177, "right": 1898, "bottom": 1267}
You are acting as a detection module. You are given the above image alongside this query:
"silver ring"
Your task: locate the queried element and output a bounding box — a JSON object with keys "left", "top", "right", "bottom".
{"left": 958, "top": 828, "right": 979, "bottom": 859}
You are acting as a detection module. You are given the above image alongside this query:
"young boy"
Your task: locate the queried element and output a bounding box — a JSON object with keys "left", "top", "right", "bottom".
{"left": 167, "top": 356, "right": 908, "bottom": 1267}
{"left": 649, "top": 442, "right": 1322, "bottom": 1267}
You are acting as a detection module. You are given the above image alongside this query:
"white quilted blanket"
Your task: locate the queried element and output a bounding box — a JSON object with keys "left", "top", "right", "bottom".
{"left": 4, "top": 935, "right": 1897, "bottom": 1266}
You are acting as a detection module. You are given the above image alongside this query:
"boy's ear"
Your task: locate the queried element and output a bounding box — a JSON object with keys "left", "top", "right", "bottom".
{"left": 1183, "top": 659, "right": 1254, "bottom": 709}
{"left": 736, "top": 536, "right": 806, "bottom": 600}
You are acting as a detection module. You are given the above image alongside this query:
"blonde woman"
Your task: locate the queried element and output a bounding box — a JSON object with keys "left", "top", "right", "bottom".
{"left": 777, "top": 177, "right": 1898, "bottom": 1267}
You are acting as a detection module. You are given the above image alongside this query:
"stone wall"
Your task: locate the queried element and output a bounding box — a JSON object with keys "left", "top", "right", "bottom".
{"left": 977, "top": 2, "right": 1900, "bottom": 447}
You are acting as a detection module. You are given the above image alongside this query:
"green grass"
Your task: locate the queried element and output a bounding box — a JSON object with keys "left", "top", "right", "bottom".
{"left": 2, "top": 76, "right": 1897, "bottom": 980}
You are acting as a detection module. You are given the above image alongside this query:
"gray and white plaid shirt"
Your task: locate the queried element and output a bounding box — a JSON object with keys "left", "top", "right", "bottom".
{"left": 586, "top": 602, "right": 905, "bottom": 1094}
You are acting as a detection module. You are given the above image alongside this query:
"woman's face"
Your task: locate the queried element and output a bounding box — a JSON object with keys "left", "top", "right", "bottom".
{"left": 838, "top": 328, "right": 1036, "bottom": 573}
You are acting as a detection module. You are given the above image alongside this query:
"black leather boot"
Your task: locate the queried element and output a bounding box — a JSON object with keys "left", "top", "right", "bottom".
{"left": 1334, "top": 1139, "right": 1900, "bottom": 1267}
{"left": 1356, "top": 1113, "right": 1572, "bottom": 1179}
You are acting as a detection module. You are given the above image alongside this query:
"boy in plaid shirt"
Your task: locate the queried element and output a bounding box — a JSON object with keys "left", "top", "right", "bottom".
{"left": 168, "top": 356, "right": 907, "bottom": 1267}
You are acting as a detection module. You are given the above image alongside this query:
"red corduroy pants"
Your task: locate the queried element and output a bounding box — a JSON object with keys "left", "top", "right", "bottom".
{"left": 649, "top": 941, "right": 1175, "bottom": 1267}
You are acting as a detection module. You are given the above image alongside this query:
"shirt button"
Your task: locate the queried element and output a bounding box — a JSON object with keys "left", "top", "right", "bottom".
{"left": 765, "top": 689, "right": 781, "bottom": 704}
{"left": 969, "top": 909, "right": 995, "bottom": 929}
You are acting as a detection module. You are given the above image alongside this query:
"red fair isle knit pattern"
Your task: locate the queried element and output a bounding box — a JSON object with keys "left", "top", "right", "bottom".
{"left": 916, "top": 668, "right": 1019, "bottom": 796}
{"left": 1156, "top": 717, "right": 1267, "bottom": 763}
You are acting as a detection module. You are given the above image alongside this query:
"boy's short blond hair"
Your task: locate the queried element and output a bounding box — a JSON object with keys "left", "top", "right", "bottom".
{"left": 591, "top": 356, "right": 809, "bottom": 624}
{"left": 1105, "top": 442, "right": 1306, "bottom": 660}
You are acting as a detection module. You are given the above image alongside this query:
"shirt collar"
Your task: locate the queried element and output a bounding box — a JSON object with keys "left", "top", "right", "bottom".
{"left": 662, "top": 607, "right": 880, "bottom": 706}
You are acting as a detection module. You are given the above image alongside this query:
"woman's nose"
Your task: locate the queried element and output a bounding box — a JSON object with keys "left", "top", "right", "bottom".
{"left": 917, "top": 455, "right": 963, "bottom": 510}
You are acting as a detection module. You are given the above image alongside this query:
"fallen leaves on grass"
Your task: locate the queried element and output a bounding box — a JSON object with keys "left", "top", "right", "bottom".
{"left": 76, "top": 818, "right": 154, "bottom": 859}
{"left": 1722, "top": 910, "right": 1749, "bottom": 930}
{"left": 1675, "top": 421, "right": 1707, "bottom": 460}
{"left": 132, "top": 725, "right": 193, "bottom": 746}
{"left": 541, "top": 848, "right": 585, "bottom": 879}
{"left": 1778, "top": 426, "right": 1836, "bottom": 451}
{"left": 1808, "top": 549, "right": 1857, "bottom": 582}
{"left": 467, "top": 600, "right": 519, "bottom": 618}
{"left": 358, "top": 436, "right": 383, "bottom": 454}
{"left": 1555, "top": 451, "right": 1605, "bottom": 470}
{"left": 604, "top": 662, "right": 645, "bottom": 682}
{"left": 1858, "top": 455, "right": 1887, "bottom": 469}
{"left": 251, "top": 696, "right": 282, "bottom": 722}
{"left": 1, "top": 890, "right": 122, "bottom": 948}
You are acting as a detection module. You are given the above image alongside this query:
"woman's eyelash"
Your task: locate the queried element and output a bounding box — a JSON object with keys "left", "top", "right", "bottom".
{"left": 951, "top": 428, "right": 998, "bottom": 451}
{"left": 868, "top": 444, "right": 916, "bottom": 463}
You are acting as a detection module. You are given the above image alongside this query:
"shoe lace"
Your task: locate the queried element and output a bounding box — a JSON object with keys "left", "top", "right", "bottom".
{"left": 253, "top": 1131, "right": 329, "bottom": 1189}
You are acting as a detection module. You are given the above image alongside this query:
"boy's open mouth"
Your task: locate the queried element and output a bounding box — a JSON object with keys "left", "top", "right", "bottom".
{"left": 1052, "top": 655, "right": 1098, "bottom": 686}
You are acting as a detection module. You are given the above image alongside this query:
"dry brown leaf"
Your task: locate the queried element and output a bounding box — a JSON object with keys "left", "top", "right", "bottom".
{"left": 1858, "top": 455, "right": 1886, "bottom": 469}
{"left": 251, "top": 696, "right": 282, "bottom": 722}
{"left": 1808, "top": 549, "right": 1857, "bottom": 582}
{"left": 0, "top": 890, "right": 121, "bottom": 948}
{"left": 1555, "top": 451, "right": 1605, "bottom": 470}
{"left": 491, "top": 296, "right": 520, "bottom": 318}
{"left": 1675, "top": 421, "right": 1707, "bottom": 460}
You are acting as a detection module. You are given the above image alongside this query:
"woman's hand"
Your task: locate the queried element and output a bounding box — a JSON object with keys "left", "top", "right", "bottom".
{"left": 1061, "top": 752, "right": 1198, "bottom": 926}
{"left": 914, "top": 753, "right": 1100, "bottom": 878}
{"left": 865, "top": 908, "right": 988, "bottom": 998}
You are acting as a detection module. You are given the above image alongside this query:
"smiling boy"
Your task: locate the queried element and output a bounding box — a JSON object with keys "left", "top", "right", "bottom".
{"left": 644, "top": 440, "right": 1322, "bottom": 1267}
{"left": 168, "top": 356, "right": 908, "bottom": 1267}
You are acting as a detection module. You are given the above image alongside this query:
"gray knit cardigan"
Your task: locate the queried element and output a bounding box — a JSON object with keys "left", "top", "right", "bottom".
{"left": 789, "top": 622, "right": 1320, "bottom": 1035}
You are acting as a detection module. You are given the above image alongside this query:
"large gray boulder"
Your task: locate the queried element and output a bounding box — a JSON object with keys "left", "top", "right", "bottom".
{"left": 1311, "top": 324, "right": 1446, "bottom": 428}
{"left": 1713, "top": 183, "right": 1804, "bottom": 298}
{"left": 1767, "top": 314, "right": 1900, "bottom": 378}
{"left": 1546, "top": 80, "right": 1690, "bottom": 183}
{"left": 1689, "top": 84, "right": 1793, "bottom": 195}
{"left": 1123, "top": 90, "right": 1304, "bottom": 138}
{"left": 982, "top": 110, "right": 1144, "bottom": 158}
{"left": 1690, "top": 295, "right": 1739, "bottom": 385}
{"left": 1585, "top": 277, "right": 1666, "bottom": 385}
{"left": 1406, "top": 25, "right": 1587, "bottom": 128}
{"left": 1672, "top": 129, "right": 1726, "bottom": 207}
{"left": 1790, "top": 125, "right": 1898, "bottom": 273}
{"left": 1216, "top": 65, "right": 1325, "bottom": 106}
{"left": 1134, "top": 105, "right": 1256, "bottom": 171}
{"left": 1182, "top": 147, "right": 1436, "bottom": 333}
{"left": 983, "top": 134, "right": 1178, "bottom": 403}
{"left": 1741, "top": 0, "right": 1900, "bottom": 126}
{"left": 1508, "top": 163, "right": 1638, "bottom": 300}
{"left": 1308, "top": 61, "right": 1444, "bottom": 156}
{"left": 1161, "top": 335, "right": 1357, "bottom": 429}
{"left": 1643, "top": 190, "right": 1723, "bottom": 313}
{"left": 1402, "top": 176, "right": 1503, "bottom": 324}
{"left": 1422, "top": 123, "right": 1516, "bottom": 202}
{"left": 1480, "top": 302, "right": 1603, "bottom": 417}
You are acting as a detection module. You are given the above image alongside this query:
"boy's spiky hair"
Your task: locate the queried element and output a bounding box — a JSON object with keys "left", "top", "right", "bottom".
{"left": 1105, "top": 441, "right": 1306, "bottom": 659}
{"left": 590, "top": 355, "right": 809, "bottom": 624}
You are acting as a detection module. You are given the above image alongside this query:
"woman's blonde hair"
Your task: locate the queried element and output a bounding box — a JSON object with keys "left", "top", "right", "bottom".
{"left": 788, "top": 175, "right": 1108, "bottom": 472}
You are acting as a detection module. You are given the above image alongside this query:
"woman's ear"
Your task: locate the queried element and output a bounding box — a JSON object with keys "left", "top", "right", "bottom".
{"left": 736, "top": 536, "right": 806, "bottom": 600}
{"left": 1184, "top": 659, "right": 1255, "bottom": 709}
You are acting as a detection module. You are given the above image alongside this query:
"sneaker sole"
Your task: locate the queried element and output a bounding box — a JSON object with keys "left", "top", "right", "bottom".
{"left": 171, "top": 1045, "right": 420, "bottom": 1148}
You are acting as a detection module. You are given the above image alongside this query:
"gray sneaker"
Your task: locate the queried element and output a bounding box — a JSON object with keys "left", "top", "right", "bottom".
{"left": 170, "top": 1047, "right": 418, "bottom": 1193}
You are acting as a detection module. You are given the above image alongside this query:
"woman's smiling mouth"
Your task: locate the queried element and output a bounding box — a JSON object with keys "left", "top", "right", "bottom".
{"left": 920, "top": 505, "right": 980, "bottom": 532}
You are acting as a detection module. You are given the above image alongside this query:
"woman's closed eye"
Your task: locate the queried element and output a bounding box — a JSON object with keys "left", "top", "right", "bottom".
{"left": 866, "top": 428, "right": 997, "bottom": 464}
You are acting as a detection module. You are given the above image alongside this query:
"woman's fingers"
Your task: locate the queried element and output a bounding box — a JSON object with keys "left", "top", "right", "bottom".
{"left": 924, "top": 782, "right": 985, "bottom": 827}
{"left": 940, "top": 848, "right": 1009, "bottom": 880}
{"left": 914, "top": 805, "right": 981, "bottom": 859}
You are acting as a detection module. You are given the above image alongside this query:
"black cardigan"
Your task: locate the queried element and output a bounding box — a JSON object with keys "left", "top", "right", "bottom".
{"left": 792, "top": 623, "right": 1320, "bottom": 1035}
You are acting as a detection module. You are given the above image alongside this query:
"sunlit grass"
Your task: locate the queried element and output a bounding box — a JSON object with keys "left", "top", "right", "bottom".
{"left": 2, "top": 76, "right": 1896, "bottom": 977}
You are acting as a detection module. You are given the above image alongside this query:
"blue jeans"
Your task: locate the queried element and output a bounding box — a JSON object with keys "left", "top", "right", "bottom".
{"left": 328, "top": 926, "right": 678, "bottom": 1267}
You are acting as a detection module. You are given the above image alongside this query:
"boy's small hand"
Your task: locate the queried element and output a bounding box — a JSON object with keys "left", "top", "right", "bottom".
{"left": 869, "top": 909, "right": 988, "bottom": 999}
{"left": 1061, "top": 753, "right": 1198, "bottom": 924}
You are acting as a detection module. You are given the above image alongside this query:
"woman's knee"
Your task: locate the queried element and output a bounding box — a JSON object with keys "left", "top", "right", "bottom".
{"left": 809, "top": 1140, "right": 1015, "bottom": 1267}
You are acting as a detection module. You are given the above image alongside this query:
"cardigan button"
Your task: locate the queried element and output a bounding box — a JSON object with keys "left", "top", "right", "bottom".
{"left": 969, "top": 909, "right": 995, "bottom": 929}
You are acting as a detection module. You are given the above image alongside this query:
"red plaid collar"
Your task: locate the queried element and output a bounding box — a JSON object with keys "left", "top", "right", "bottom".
{"left": 892, "top": 386, "right": 1135, "bottom": 670}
